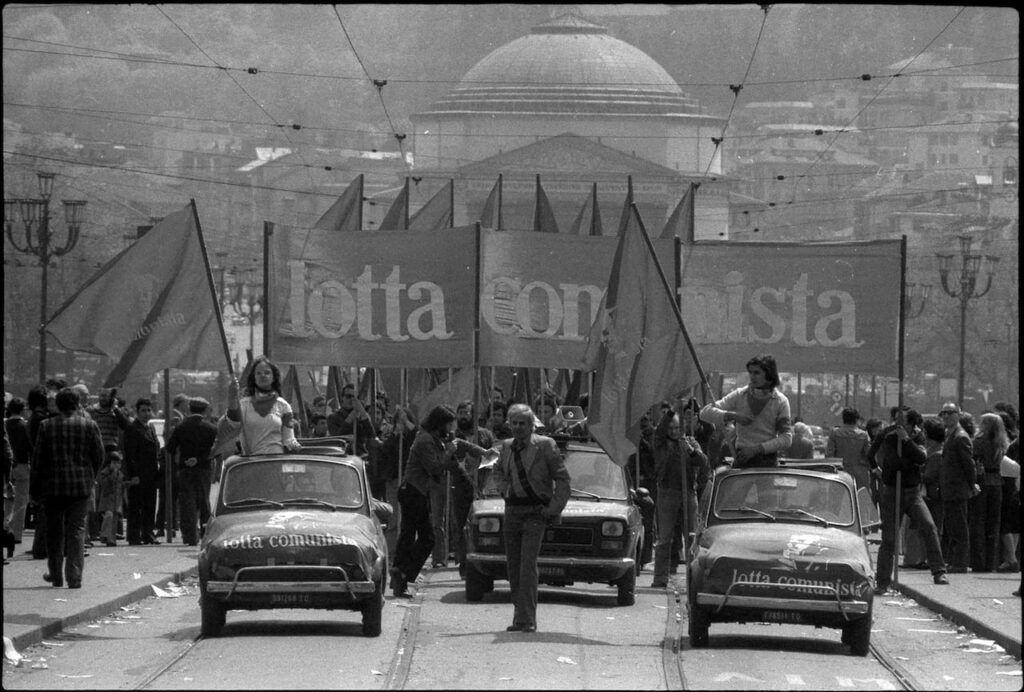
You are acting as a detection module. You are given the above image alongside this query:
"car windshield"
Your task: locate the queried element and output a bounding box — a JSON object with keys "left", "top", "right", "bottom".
{"left": 222, "top": 459, "right": 363, "bottom": 509}
{"left": 713, "top": 472, "right": 854, "bottom": 526}
{"left": 475, "top": 446, "right": 627, "bottom": 500}
{"left": 564, "top": 449, "right": 628, "bottom": 500}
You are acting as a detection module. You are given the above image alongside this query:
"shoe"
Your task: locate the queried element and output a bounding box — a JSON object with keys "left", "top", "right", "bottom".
{"left": 83, "top": 541, "right": 94, "bottom": 548}
{"left": 947, "top": 566, "right": 968, "bottom": 574}
{"left": 43, "top": 573, "right": 63, "bottom": 587}
{"left": 506, "top": 624, "right": 536, "bottom": 632}
{"left": 933, "top": 574, "right": 949, "bottom": 585}
{"left": 873, "top": 585, "right": 890, "bottom": 595}
{"left": 104, "top": 541, "right": 116, "bottom": 547}
{"left": 390, "top": 567, "right": 408, "bottom": 597}
{"left": 996, "top": 562, "right": 1020, "bottom": 573}
{"left": 651, "top": 580, "right": 668, "bottom": 588}
{"left": 145, "top": 539, "right": 162, "bottom": 545}
{"left": 68, "top": 582, "right": 81, "bottom": 589}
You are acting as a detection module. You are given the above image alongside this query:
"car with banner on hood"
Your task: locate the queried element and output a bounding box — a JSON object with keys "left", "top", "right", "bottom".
{"left": 463, "top": 438, "right": 644, "bottom": 606}
{"left": 686, "top": 459, "right": 876, "bottom": 655}
{"left": 197, "top": 438, "right": 392, "bottom": 637}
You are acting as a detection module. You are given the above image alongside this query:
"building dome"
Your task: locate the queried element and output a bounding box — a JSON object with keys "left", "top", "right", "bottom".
{"left": 423, "top": 14, "right": 703, "bottom": 117}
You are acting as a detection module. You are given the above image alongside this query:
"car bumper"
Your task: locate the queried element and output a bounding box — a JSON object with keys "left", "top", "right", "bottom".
{"left": 204, "top": 565, "right": 377, "bottom": 601}
{"left": 468, "top": 552, "right": 634, "bottom": 582}
{"left": 696, "top": 593, "right": 870, "bottom": 616}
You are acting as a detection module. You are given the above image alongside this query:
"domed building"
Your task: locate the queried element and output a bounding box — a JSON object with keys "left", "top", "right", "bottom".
{"left": 402, "top": 13, "right": 733, "bottom": 237}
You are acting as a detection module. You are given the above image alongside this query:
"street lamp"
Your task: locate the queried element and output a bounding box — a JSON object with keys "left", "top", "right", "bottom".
{"left": 4, "top": 172, "right": 86, "bottom": 382}
{"left": 233, "top": 267, "right": 263, "bottom": 355}
{"left": 903, "top": 282, "right": 931, "bottom": 319}
{"left": 936, "top": 234, "right": 999, "bottom": 407}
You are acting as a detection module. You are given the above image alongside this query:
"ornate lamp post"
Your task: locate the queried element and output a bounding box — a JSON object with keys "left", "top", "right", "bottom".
{"left": 936, "top": 234, "right": 999, "bottom": 406}
{"left": 903, "top": 282, "right": 931, "bottom": 319}
{"left": 4, "top": 172, "right": 87, "bottom": 382}
{"left": 234, "top": 267, "right": 263, "bottom": 355}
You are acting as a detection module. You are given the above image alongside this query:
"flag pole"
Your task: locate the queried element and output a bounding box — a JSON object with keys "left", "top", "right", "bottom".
{"left": 893, "top": 235, "right": 908, "bottom": 586}
{"left": 192, "top": 200, "right": 234, "bottom": 380}
{"left": 629, "top": 204, "right": 715, "bottom": 401}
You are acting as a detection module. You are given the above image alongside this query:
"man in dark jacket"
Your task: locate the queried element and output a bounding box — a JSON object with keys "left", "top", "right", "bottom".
{"left": 938, "top": 402, "right": 979, "bottom": 572}
{"left": 30, "top": 387, "right": 104, "bottom": 588}
{"left": 164, "top": 397, "right": 218, "bottom": 546}
{"left": 874, "top": 408, "right": 948, "bottom": 593}
{"left": 124, "top": 398, "right": 161, "bottom": 545}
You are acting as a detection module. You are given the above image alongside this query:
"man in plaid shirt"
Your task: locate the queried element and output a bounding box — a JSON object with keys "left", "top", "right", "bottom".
{"left": 30, "top": 387, "right": 104, "bottom": 589}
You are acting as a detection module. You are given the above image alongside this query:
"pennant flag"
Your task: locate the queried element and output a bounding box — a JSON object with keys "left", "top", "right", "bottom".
{"left": 480, "top": 174, "right": 503, "bottom": 230}
{"left": 314, "top": 174, "right": 363, "bottom": 231}
{"left": 325, "top": 366, "right": 349, "bottom": 409}
{"left": 569, "top": 182, "right": 603, "bottom": 236}
{"left": 410, "top": 366, "right": 475, "bottom": 420}
{"left": 379, "top": 177, "right": 410, "bottom": 231}
{"left": 533, "top": 175, "right": 560, "bottom": 234}
{"left": 44, "top": 202, "right": 230, "bottom": 388}
{"left": 661, "top": 182, "right": 696, "bottom": 241}
{"left": 614, "top": 175, "right": 634, "bottom": 237}
{"left": 408, "top": 179, "right": 453, "bottom": 231}
{"left": 581, "top": 204, "right": 701, "bottom": 466}
{"left": 282, "top": 365, "right": 309, "bottom": 435}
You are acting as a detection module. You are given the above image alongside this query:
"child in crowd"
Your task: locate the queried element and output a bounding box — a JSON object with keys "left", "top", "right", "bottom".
{"left": 96, "top": 450, "right": 126, "bottom": 547}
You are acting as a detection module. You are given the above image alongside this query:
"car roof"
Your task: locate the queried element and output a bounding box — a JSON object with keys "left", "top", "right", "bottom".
{"left": 222, "top": 451, "right": 365, "bottom": 472}
{"left": 714, "top": 462, "right": 854, "bottom": 484}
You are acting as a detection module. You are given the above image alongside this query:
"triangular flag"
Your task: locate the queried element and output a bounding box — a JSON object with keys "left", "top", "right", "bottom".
{"left": 314, "top": 174, "right": 363, "bottom": 231}
{"left": 569, "top": 182, "right": 603, "bottom": 236}
{"left": 533, "top": 175, "right": 560, "bottom": 233}
{"left": 408, "top": 179, "right": 453, "bottom": 231}
{"left": 581, "top": 204, "right": 701, "bottom": 466}
{"left": 661, "top": 182, "right": 697, "bottom": 241}
{"left": 614, "top": 175, "right": 634, "bottom": 237}
{"left": 480, "top": 174, "right": 503, "bottom": 230}
{"left": 44, "top": 202, "right": 230, "bottom": 388}
{"left": 379, "top": 177, "right": 410, "bottom": 231}
{"left": 410, "top": 367, "right": 475, "bottom": 421}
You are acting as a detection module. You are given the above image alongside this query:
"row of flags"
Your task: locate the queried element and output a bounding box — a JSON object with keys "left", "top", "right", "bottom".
{"left": 316, "top": 172, "right": 696, "bottom": 241}
{"left": 42, "top": 177, "right": 702, "bottom": 466}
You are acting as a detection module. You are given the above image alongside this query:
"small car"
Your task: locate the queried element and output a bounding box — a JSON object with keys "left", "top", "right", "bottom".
{"left": 463, "top": 439, "right": 644, "bottom": 606}
{"left": 197, "top": 442, "right": 392, "bottom": 638}
{"left": 686, "top": 460, "right": 875, "bottom": 655}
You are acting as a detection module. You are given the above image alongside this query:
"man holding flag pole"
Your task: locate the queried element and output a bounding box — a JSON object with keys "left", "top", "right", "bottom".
{"left": 581, "top": 202, "right": 713, "bottom": 579}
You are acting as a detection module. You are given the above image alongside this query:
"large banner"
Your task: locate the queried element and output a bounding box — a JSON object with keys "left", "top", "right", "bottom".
{"left": 479, "top": 230, "right": 675, "bottom": 368}
{"left": 267, "top": 225, "right": 477, "bottom": 367}
{"left": 267, "top": 224, "right": 901, "bottom": 377}
{"left": 680, "top": 240, "right": 901, "bottom": 376}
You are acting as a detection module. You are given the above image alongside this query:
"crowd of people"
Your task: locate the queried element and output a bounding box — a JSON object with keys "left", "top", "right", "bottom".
{"left": 4, "top": 351, "right": 1020, "bottom": 615}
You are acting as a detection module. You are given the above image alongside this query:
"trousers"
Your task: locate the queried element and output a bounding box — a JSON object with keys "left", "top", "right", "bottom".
{"left": 876, "top": 485, "right": 945, "bottom": 588}
{"left": 503, "top": 505, "right": 548, "bottom": 629}
{"left": 44, "top": 495, "right": 89, "bottom": 586}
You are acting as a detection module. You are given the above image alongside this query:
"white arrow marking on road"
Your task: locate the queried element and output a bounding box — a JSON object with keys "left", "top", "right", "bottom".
{"left": 714, "top": 672, "right": 762, "bottom": 683}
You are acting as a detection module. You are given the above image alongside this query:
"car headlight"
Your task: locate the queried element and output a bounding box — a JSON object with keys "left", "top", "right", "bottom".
{"left": 478, "top": 516, "right": 501, "bottom": 533}
{"left": 601, "top": 521, "right": 625, "bottom": 537}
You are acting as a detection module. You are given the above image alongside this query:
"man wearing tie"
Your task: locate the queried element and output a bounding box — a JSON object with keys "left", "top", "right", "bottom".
{"left": 492, "top": 404, "right": 571, "bottom": 633}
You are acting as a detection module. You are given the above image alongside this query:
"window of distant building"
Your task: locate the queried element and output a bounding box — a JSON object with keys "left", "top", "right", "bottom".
{"left": 1004, "top": 157, "right": 1018, "bottom": 187}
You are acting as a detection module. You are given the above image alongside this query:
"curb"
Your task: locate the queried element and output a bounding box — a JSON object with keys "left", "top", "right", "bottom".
{"left": 9, "top": 565, "right": 198, "bottom": 653}
{"left": 892, "top": 582, "right": 1021, "bottom": 659}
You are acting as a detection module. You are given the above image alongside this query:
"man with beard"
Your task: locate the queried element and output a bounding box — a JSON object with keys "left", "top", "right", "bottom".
{"left": 450, "top": 400, "right": 495, "bottom": 576}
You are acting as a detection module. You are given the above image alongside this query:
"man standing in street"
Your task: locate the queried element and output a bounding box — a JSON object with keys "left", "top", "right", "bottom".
{"left": 124, "top": 397, "right": 161, "bottom": 545}
{"left": 939, "top": 402, "right": 978, "bottom": 573}
{"left": 156, "top": 393, "right": 189, "bottom": 540}
{"left": 164, "top": 397, "right": 218, "bottom": 546}
{"left": 492, "top": 404, "right": 570, "bottom": 633}
{"left": 651, "top": 401, "right": 709, "bottom": 588}
{"left": 29, "top": 387, "right": 104, "bottom": 588}
{"left": 326, "top": 384, "right": 377, "bottom": 455}
{"left": 5, "top": 397, "right": 33, "bottom": 546}
{"left": 451, "top": 400, "right": 495, "bottom": 576}
{"left": 873, "top": 408, "right": 948, "bottom": 593}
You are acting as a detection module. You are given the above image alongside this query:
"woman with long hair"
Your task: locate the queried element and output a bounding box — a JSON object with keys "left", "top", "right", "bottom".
{"left": 971, "top": 412, "right": 1008, "bottom": 572}
{"left": 225, "top": 356, "right": 300, "bottom": 455}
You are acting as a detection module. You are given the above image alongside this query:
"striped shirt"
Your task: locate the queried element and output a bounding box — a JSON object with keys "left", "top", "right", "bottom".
{"left": 30, "top": 411, "right": 105, "bottom": 498}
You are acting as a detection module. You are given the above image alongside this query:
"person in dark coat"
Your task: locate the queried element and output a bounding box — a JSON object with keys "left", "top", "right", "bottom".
{"left": 939, "top": 403, "right": 978, "bottom": 573}
{"left": 30, "top": 387, "right": 104, "bottom": 588}
{"left": 164, "top": 397, "right": 218, "bottom": 546}
{"left": 124, "top": 397, "right": 161, "bottom": 545}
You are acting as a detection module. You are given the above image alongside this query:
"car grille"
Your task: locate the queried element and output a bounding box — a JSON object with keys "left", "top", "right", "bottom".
{"left": 540, "top": 525, "right": 594, "bottom": 555}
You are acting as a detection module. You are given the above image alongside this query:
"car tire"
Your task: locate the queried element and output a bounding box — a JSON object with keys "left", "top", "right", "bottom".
{"left": 615, "top": 564, "right": 636, "bottom": 606}
{"left": 200, "top": 594, "right": 226, "bottom": 638}
{"left": 361, "top": 583, "right": 384, "bottom": 637}
{"left": 465, "top": 561, "right": 487, "bottom": 602}
{"left": 843, "top": 606, "right": 872, "bottom": 656}
{"left": 687, "top": 588, "right": 710, "bottom": 648}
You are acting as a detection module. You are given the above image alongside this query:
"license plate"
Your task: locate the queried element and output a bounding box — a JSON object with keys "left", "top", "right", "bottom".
{"left": 761, "top": 610, "right": 802, "bottom": 624}
{"left": 271, "top": 594, "right": 312, "bottom": 605}
{"left": 539, "top": 566, "right": 565, "bottom": 577}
